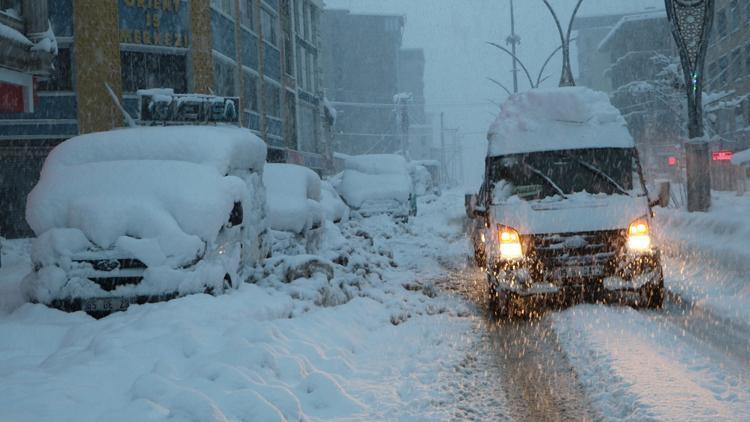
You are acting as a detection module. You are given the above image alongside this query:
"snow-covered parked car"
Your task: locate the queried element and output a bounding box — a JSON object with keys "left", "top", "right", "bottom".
{"left": 336, "top": 154, "right": 417, "bottom": 221}
{"left": 475, "top": 87, "right": 666, "bottom": 317}
{"left": 264, "top": 163, "right": 325, "bottom": 253}
{"left": 410, "top": 160, "right": 441, "bottom": 196}
{"left": 23, "top": 126, "right": 269, "bottom": 315}
{"left": 320, "top": 181, "right": 350, "bottom": 223}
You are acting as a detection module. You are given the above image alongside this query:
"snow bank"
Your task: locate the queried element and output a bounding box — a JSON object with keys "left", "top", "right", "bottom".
{"left": 42, "top": 126, "right": 267, "bottom": 175}
{"left": 487, "top": 87, "right": 633, "bottom": 157}
{"left": 264, "top": 163, "right": 323, "bottom": 233}
{"left": 654, "top": 192, "right": 750, "bottom": 324}
{"left": 0, "top": 191, "right": 478, "bottom": 420}
{"left": 27, "top": 160, "right": 245, "bottom": 249}
{"left": 337, "top": 154, "right": 412, "bottom": 209}
{"left": 0, "top": 21, "right": 32, "bottom": 46}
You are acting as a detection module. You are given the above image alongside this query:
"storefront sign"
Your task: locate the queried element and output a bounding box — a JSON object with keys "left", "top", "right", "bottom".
{"left": 119, "top": 0, "right": 189, "bottom": 48}
{"left": 712, "top": 150, "right": 733, "bottom": 161}
{"left": 138, "top": 91, "right": 239, "bottom": 124}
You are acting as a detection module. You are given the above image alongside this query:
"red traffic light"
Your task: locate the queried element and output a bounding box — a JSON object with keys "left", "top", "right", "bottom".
{"left": 667, "top": 156, "right": 677, "bottom": 166}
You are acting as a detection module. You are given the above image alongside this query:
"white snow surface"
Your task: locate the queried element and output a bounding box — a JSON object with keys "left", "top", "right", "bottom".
{"left": 486, "top": 87, "right": 633, "bottom": 157}
{"left": 42, "top": 126, "right": 267, "bottom": 174}
{"left": 27, "top": 160, "right": 244, "bottom": 249}
{"left": 337, "top": 154, "right": 412, "bottom": 209}
{"left": 654, "top": 192, "right": 750, "bottom": 325}
{"left": 0, "top": 191, "right": 478, "bottom": 421}
{"left": 553, "top": 305, "right": 750, "bottom": 420}
{"left": 264, "top": 163, "right": 323, "bottom": 233}
{"left": 320, "top": 181, "right": 350, "bottom": 223}
{"left": 0, "top": 21, "right": 32, "bottom": 46}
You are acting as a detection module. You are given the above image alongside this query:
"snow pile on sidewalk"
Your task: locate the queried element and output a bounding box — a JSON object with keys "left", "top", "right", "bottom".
{"left": 653, "top": 192, "right": 750, "bottom": 324}
{"left": 0, "top": 191, "right": 478, "bottom": 421}
{"left": 487, "top": 86, "right": 633, "bottom": 157}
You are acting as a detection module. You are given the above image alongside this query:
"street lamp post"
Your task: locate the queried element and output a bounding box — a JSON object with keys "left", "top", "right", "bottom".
{"left": 665, "top": 0, "right": 715, "bottom": 212}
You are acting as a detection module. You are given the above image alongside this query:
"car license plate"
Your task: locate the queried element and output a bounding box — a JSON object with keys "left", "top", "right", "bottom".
{"left": 553, "top": 265, "right": 604, "bottom": 279}
{"left": 82, "top": 297, "right": 130, "bottom": 313}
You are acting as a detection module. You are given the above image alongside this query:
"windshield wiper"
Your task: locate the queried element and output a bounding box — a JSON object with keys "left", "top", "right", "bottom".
{"left": 569, "top": 156, "right": 630, "bottom": 196}
{"left": 522, "top": 162, "right": 568, "bottom": 199}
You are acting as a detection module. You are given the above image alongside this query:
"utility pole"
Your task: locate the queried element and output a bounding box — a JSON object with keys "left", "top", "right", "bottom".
{"left": 440, "top": 112, "right": 446, "bottom": 186}
{"left": 665, "top": 0, "right": 714, "bottom": 212}
{"left": 507, "top": 0, "right": 520, "bottom": 93}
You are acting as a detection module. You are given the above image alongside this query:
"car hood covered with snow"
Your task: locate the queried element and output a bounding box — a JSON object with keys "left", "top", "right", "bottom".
{"left": 26, "top": 160, "right": 245, "bottom": 265}
{"left": 492, "top": 193, "right": 650, "bottom": 235}
{"left": 337, "top": 154, "right": 412, "bottom": 209}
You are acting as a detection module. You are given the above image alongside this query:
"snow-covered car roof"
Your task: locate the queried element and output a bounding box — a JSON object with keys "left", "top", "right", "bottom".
{"left": 264, "top": 163, "right": 323, "bottom": 233}
{"left": 344, "top": 154, "right": 409, "bottom": 175}
{"left": 337, "top": 171, "right": 411, "bottom": 209}
{"left": 486, "top": 87, "right": 634, "bottom": 157}
{"left": 26, "top": 160, "right": 245, "bottom": 248}
{"left": 42, "top": 126, "right": 267, "bottom": 174}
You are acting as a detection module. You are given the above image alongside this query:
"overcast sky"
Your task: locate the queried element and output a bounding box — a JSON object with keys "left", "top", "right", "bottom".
{"left": 324, "top": 0, "right": 665, "bottom": 188}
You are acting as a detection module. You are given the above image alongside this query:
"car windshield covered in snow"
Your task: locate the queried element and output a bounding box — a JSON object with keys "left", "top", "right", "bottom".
{"left": 487, "top": 147, "right": 645, "bottom": 203}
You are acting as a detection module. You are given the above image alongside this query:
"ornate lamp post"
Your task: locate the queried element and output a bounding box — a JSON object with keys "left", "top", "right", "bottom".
{"left": 665, "top": 0, "right": 715, "bottom": 212}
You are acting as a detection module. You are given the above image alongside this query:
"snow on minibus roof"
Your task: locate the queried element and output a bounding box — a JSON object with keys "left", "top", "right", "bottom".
{"left": 43, "top": 125, "right": 267, "bottom": 174}
{"left": 486, "top": 87, "right": 634, "bottom": 157}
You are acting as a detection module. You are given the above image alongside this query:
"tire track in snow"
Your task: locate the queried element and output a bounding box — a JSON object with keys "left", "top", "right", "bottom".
{"left": 440, "top": 267, "right": 596, "bottom": 421}
{"left": 551, "top": 305, "right": 750, "bottom": 420}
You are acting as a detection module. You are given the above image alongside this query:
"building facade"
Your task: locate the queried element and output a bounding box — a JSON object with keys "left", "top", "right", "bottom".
{"left": 596, "top": 10, "right": 682, "bottom": 177}
{"left": 704, "top": 0, "right": 750, "bottom": 153}
{"left": 572, "top": 12, "right": 630, "bottom": 93}
{"left": 0, "top": 0, "right": 326, "bottom": 238}
{"left": 397, "top": 48, "right": 435, "bottom": 160}
{"left": 320, "top": 9, "right": 405, "bottom": 155}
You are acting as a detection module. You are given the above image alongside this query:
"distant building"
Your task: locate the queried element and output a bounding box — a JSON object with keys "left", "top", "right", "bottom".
{"left": 596, "top": 10, "right": 681, "bottom": 175}
{"left": 320, "top": 9, "right": 405, "bottom": 155}
{"left": 572, "top": 12, "right": 630, "bottom": 93}
{"left": 0, "top": 0, "right": 326, "bottom": 238}
{"left": 704, "top": 0, "right": 750, "bottom": 152}
{"left": 397, "top": 48, "right": 435, "bottom": 160}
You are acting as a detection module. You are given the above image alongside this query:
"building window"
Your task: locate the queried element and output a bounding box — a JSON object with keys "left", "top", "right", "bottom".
{"left": 307, "top": 50, "right": 315, "bottom": 92}
{"left": 213, "top": 58, "right": 237, "bottom": 97}
{"left": 261, "top": 8, "right": 277, "bottom": 46}
{"left": 211, "top": 0, "right": 234, "bottom": 16}
{"left": 708, "top": 61, "right": 718, "bottom": 91}
{"left": 240, "top": 0, "right": 254, "bottom": 30}
{"left": 719, "top": 55, "right": 729, "bottom": 86}
{"left": 717, "top": 8, "right": 727, "bottom": 38}
{"left": 121, "top": 51, "right": 187, "bottom": 93}
{"left": 242, "top": 71, "right": 258, "bottom": 112}
{"left": 37, "top": 48, "right": 73, "bottom": 92}
{"left": 746, "top": 44, "right": 750, "bottom": 78}
{"left": 297, "top": 45, "right": 306, "bottom": 89}
{"left": 264, "top": 83, "right": 281, "bottom": 117}
{"left": 732, "top": 48, "right": 742, "bottom": 80}
{"left": 310, "top": 5, "right": 317, "bottom": 41}
{"left": 284, "top": 35, "right": 294, "bottom": 76}
{"left": 303, "top": 3, "right": 311, "bottom": 40}
{"left": 285, "top": 90, "right": 297, "bottom": 149}
{"left": 730, "top": 1, "right": 740, "bottom": 32}
{"left": 295, "top": 0, "right": 303, "bottom": 35}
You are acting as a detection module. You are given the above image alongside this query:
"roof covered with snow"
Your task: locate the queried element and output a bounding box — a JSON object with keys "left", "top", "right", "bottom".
{"left": 42, "top": 126, "right": 267, "bottom": 175}
{"left": 26, "top": 160, "right": 245, "bottom": 248}
{"left": 264, "top": 164, "right": 323, "bottom": 233}
{"left": 486, "top": 86, "right": 634, "bottom": 157}
{"left": 344, "top": 154, "right": 409, "bottom": 175}
{"left": 732, "top": 148, "right": 750, "bottom": 166}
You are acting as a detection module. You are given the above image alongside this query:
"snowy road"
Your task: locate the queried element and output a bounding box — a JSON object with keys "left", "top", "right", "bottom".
{"left": 443, "top": 261, "right": 750, "bottom": 421}
{"left": 2, "top": 191, "right": 749, "bottom": 420}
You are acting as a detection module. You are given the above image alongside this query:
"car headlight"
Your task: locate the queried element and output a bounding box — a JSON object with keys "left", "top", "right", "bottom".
{"left": 498, "top": 225, "right": 523, "bottom": 260}
{"left": 627, "top": 217, "right": 651, "bottom": 252}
